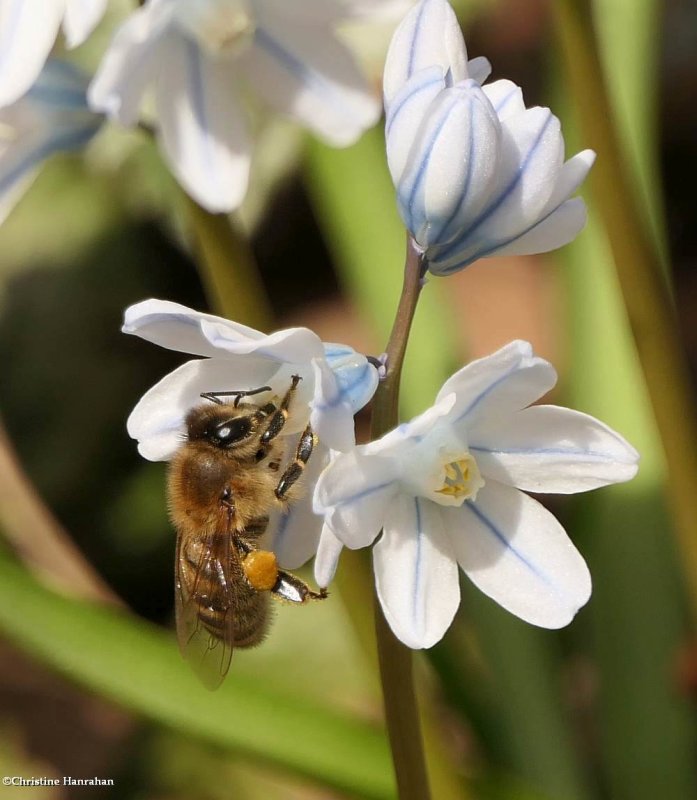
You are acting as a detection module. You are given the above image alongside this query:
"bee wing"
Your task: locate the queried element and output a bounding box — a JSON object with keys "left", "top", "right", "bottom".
{"left": 175, "top": 526, "right": 240, "bottom": 690}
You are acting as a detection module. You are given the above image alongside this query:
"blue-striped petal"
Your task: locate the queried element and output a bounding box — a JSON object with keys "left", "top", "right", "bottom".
{"left": 155, "top": 36, "right": 252, "bottom": 212}
{"left": 0, "top": 122, "right": 97, "bottom": 223}
{"left": 435, "top": 340, "right": 557, "bottom": 432}
{"left": 240, "top": 18, "right": 379, "bottom": 147}
{"left": 323, "top": 343, "right": 379, "bottom": 415}
{"left": 478, "top": 198, "right": 587, "bottom": 261}
{"left": 0, "top": 60, "right": 100, "bottom": 224}
{"left": 313, "top": 449, "right": 399, "bottom": 549}
{"left": 88, "top": 1, "right": 173, "bottom": 125}
{"left": 469, "top": 404, "right": 639, "bottom": 493}
{"left": 374, "top": 495, "right": 459, "bottom": 648}
{"left": 395, "top": 81, "right": 501, "bottom": 247}
{"left": 383, "top": 0, "right": 467, "bottom": 105}
{"left": 444, "top": 481, "right": 591, "bottom": 628}
{"left": 311, "top": 350, "right": 378, "bottom": 452}
{"left": 385, "top": 65, "right": 445, "bottom": 185}
{"left": 428, "top": 106, "right": 565, "bottom": 271}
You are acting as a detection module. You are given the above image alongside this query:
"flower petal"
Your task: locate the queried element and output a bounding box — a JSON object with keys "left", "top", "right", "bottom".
{"left": 310, "top": 359, "right": 359, "bottom": 452}
{"left": 314, "top": 524, "right": 344, "bottom": 588}
{"left": 123, "top": 299, "right": 251, "bottom": 358}
{"left": 264, "top": 442, "right": 331, "bottom": 568}
{"left": 322, "top": 343, "right": 379, "bottom": 415}
{"left": 0, "top": 0, "right": 63, "bottom": 107}
{"left": 0, "top": 121, "right": 97, "bottom": 224}
{"left": 63, "top": 0, "right": 107, "bottom": 48}
{"left": 385, "top": 66, "right": 445, "bottom": 185}
{"left": 436, "top": 340, "right": 557, "bottom": 432}
{"left": 466, "top": 56, "right": 491, "bottom": 85}
{"left": 374, "top": 495, "right": 460, "bottom": 648}
{"left": 428, "top": 106, "right": 567, "bottom": 272}
{"left": 383, "top": 0, "right": 468, "bottom": 106}
{"left": 477, "top": 107, "right": 565, "bottom": 235}
{"left": 481, "top": 78, "right": 524, "bottom": 120}
{"left": 485, "top": 150, "right": 595, "bottom": 258}
{"left": 397, "top": 80, "right": 501, "bottom": 247}
{"left": 200, "top": 319, "right": 325, "bottom": 363}
{"left": 313, "top": 449, "right": 399, "bottom": 548}
{"left": 240, "top": 18, "right": 379, "bottom": 147}
{"left": 256, "top": 0, "right": 409, "bottom": 26}
{"left": 29, "top": 58, "right": 94, "bottom": 105}
{"left": 488, "top": 198, "right": 588, "bottom": 258}
{"left": 542, "top": 148, "right": 595, "bottom": 213}
{"left": 155, "top": 37, "right": 251, "bottom": 212}
{"left": 310, "top": 347, "right": 378, "bottom": 452}
{"left": 124, "top": 299, "right": 324, "bottom": 368}
{"left": 363, "top": 392, "right": 457, "bottom": 457}
{"left": 127, "top": 358, "right": 280, "bottom": 461}
{"left": 87, "top": 2, "right": 171, "bottom": 125}
{"left": 470, "top": 404, "right": 639, "bottom": 493}
{"left": 446, "top": 481, "right": 591, "bottom": 628}
{"left": 0, "top": 60, "right": 100, "bottom": 222}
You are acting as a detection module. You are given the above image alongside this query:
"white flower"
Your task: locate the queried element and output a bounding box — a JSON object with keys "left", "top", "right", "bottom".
{"left": 0, "top": 0, "right": 107, "bottom": 107}
{"left": 89, "top": 0, "right": 392, "bottom": 212}
{"left": 124, "top": 298, "right": 379, "bottom": 568}
{"left": 314, "top": 341, "right": 639, "bottom": 648}
{"left": 384, "top": 0, "right": 595, "bottom": 275}
{"left": 0, "top": 59, "right": 102, "bottom": 224}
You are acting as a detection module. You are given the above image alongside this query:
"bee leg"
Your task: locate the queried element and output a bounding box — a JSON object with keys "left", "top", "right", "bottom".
{"left": 259, "top": 374, "right": 302, "bottom": 447}
{"left": 241, "top": 550, "right": 279, "bottom": 591}
{"left": 275, "top": 424, "right": 315, "bottom": 502}
{"left": 272, "top": 570, "right": 328, "bottom": 604}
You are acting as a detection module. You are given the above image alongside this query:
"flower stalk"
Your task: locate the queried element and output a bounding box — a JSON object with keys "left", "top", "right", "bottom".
{"left": 371, "top": 235, "right": 426, "bottom": 432}
{"left": 183, "top": 195, "right": 273, "bottom": 331}
{"left": 0, "top": 415, "right": 120, "bottom": 606}
{"left": 553, "top": 0, "right": 697, "bottom": 622}
{"left": 370, "top": 234, "right": 431, "bottom": 800}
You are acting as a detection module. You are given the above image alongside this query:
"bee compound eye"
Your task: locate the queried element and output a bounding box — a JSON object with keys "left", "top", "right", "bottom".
{"left": 212, "top": 416, "right": 252, "bottom": 446}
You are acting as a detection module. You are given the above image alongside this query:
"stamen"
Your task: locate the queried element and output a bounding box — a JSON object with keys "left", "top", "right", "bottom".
{"left": 435, "top": 455, "right": 483, "bottom": 501}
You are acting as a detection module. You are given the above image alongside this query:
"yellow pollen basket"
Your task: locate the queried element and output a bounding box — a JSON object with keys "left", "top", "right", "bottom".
{"left": 436, "top": 455, "right": 482, "bottom": 500}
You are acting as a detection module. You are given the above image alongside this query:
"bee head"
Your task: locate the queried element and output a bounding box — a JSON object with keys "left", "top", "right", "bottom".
{"left": 186, "top": 405, "right": 258, "bottom": 450}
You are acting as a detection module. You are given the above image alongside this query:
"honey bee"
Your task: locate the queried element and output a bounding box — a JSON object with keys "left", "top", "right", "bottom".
{"left": 168, "top": 375, "right": 327, "bottom": 689}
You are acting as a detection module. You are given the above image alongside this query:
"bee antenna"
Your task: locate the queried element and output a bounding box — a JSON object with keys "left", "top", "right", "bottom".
{"left": 200, "top": 386, "right": 273, "bottom": 406}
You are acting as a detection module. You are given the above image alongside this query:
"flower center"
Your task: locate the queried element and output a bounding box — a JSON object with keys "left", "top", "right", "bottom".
{"left": 173, "top": 0, "right": 256, "bottom": 57}
{"left": 436, "top": 455, "right": 483, "bottom": 500}
{"left": 406, "top": 425, "right": 485, "bottom": 507}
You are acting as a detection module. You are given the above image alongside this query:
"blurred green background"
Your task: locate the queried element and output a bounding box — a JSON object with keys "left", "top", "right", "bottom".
{"left": 0, "top": 0, "right": 696, "bottom": 798}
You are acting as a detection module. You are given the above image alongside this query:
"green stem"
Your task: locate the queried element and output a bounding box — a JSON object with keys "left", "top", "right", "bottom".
{"left": 370, "top": 235, "right": 431, "bottom": 800}
{"left": 183, "top": 195, "right": 273, "bottom": 329}
{"left": 553, "top": 0, "right": 697, "bottom": 620}
{"left": 0, "top": 416, "right": 120, "bottom": 606}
